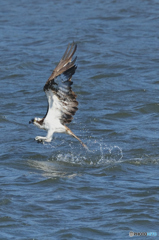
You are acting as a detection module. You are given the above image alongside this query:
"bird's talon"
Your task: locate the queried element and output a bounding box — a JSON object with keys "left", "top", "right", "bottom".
{"left": 35, "top": 137, "right": 44, "bottom": 143}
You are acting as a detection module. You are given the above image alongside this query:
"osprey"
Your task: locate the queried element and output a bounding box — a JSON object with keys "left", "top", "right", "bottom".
{"left": 29, "top": 43, "right": 87, "bottom": 149}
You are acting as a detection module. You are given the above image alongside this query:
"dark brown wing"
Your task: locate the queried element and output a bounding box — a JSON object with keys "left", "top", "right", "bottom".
{"left": 43, "top": 43, "right": 78, "bottom": 125}
{"left": 45, "top": 42, "right": 77, "bottom": 84}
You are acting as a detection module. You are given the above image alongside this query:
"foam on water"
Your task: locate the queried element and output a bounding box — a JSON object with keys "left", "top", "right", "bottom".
{"left": 49, "top": 140, "right": 123, "bottom": 166}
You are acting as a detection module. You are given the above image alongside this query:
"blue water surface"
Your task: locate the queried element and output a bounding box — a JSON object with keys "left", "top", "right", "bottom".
{"left": 1, "top": 0, "right": 159, "bottom": 239}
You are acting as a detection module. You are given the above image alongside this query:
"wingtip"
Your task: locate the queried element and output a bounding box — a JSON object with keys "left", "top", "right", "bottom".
{"left": 72, "top": 42, "right": 77, "bottom": 51}
{"left": 63, "top": 42, "right": 77, "bottom": 61}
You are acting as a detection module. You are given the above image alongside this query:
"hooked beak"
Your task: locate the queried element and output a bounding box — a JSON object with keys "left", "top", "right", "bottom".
{"left": 29, "top": 118, "right": 34, "bottom": 124}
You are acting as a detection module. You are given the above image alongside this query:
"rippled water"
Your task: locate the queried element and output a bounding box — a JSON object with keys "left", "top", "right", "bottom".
{"left": 1, "top": 0, "right": 159, "bottom": 239}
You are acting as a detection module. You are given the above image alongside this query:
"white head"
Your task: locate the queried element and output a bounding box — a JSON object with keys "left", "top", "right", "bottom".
{"left": 29, "top": 117, "right": 44, "bottom": 129}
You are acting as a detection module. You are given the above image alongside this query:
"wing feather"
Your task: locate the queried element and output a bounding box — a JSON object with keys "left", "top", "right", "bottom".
{"left": 43, "top": 43, "right": 78, "bottom": 125}
{"left": 45, "top": 42, "right": 77, "bottom": 83}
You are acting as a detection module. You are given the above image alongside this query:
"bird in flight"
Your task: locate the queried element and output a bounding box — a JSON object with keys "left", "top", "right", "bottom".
{"left": 29, "top": 43, "right": 87, "bottom": 149}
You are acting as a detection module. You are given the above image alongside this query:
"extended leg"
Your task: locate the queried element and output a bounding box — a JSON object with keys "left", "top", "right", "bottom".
{"left": 35, "top": 136, "right": 53, "bottom": 143}
{"left": 35, "top": 129, "right": 53, "bottom": 143}
{"left": 35, "top": 136, "right": 47, "bottom": 143}
{"left": 65, "top": 126, "right": 88, "bottom": 150}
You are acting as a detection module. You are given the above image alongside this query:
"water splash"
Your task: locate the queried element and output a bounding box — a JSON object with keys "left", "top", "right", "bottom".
{"left": 50, "top": 139, "right": 123, "bottom": 166}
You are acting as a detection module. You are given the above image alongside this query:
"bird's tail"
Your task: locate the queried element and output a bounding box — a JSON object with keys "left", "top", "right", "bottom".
{"left": 65, "top": 126, "right": 88, "bottom": 150}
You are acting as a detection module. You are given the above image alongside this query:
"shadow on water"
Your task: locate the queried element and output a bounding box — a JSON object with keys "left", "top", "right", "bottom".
{"left": 27, "top": 136, "right": 159, "bottom": 179}
{"left": 26, "top": 138, "right": 124, "bottom": 180}
{"left": 31, "top": 137, "right": 124, "bottom": 166}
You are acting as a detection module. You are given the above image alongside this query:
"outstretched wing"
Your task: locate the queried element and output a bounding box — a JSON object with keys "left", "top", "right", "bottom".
{"left": 43, "top": 43, "right": 78, "bottom": 125}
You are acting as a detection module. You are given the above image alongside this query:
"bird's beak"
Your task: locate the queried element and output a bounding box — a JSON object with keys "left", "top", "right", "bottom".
{"left": 29, "top": 118, "right": 34, "bottom": 124}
